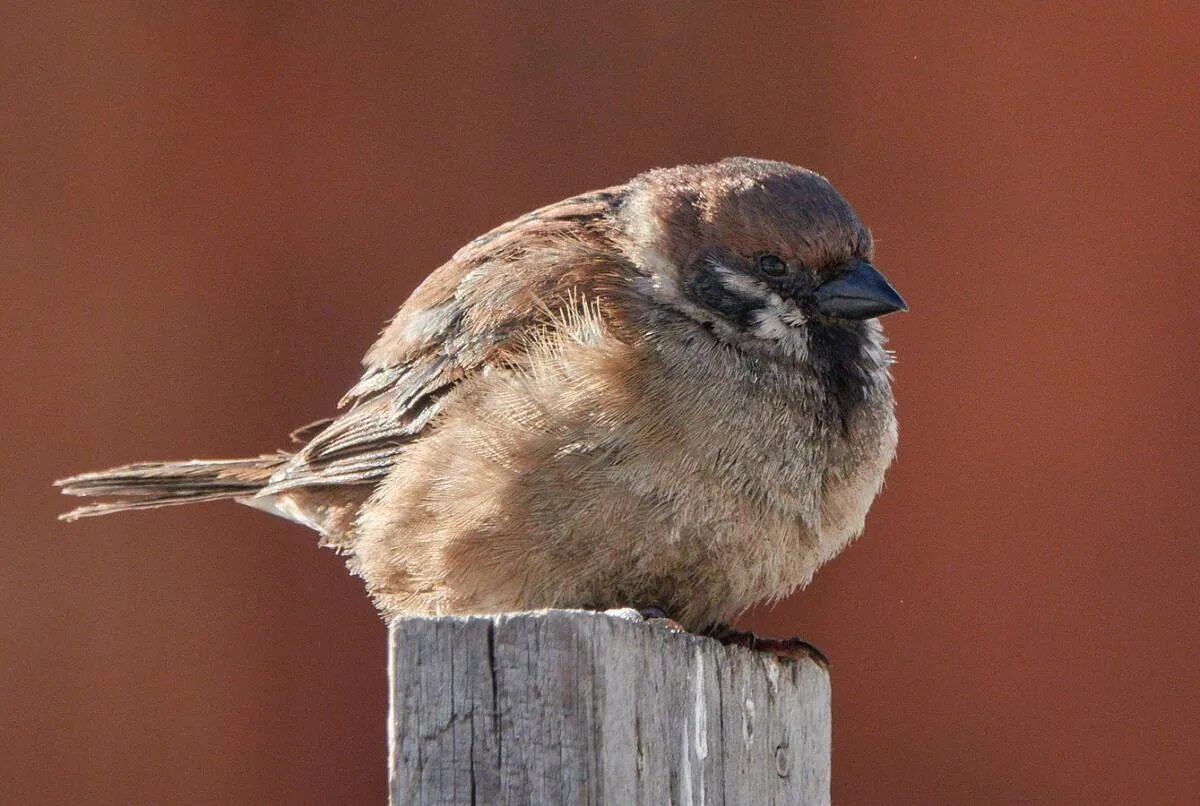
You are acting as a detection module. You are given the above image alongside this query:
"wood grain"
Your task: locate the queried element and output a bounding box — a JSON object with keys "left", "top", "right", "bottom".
{"left": 389, "top": 610, "right": 830, "bottom": 805}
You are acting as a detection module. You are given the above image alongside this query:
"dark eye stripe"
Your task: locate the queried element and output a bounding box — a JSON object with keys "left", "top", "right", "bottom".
{"left": 684, "top": 269, "right": 761, "bottom": 329}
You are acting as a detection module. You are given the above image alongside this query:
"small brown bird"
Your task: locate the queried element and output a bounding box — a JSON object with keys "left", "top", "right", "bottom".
{"left": 57, "top": 157, "right": 904, "bottom": 635}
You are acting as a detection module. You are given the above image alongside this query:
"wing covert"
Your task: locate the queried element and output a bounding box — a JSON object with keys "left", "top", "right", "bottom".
{"left": 261, "top": 186, "right": 630, "bottom": 494}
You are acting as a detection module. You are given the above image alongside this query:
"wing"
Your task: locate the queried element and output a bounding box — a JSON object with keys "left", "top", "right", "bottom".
{"left": 261, "top": 185, "right": 633, "bottom": 495}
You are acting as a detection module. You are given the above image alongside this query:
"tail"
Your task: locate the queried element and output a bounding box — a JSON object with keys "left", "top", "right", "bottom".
{"left": 55, "top": 454, "right": 289, "bottom": 522}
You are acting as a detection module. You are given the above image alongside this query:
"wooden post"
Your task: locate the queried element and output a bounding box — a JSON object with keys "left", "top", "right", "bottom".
{"left": 389, "top": 609, "right": 831, "bottom": 805}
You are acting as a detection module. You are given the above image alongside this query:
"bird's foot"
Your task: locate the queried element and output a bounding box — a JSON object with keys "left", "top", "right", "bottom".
{"left": 602, "top": 606, "right": 687, "bottom": 634}
{"left": 706, "top": 623, "right": 829, "bottom": 668}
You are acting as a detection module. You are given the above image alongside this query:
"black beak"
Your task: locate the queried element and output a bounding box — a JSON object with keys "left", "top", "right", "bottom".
{"left": 813, "top": 260, "right": 907, "bottom": 320}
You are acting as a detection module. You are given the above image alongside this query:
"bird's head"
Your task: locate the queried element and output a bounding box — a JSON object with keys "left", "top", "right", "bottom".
{"left": 619, "top": 157, "right": 905, "bottom": 354}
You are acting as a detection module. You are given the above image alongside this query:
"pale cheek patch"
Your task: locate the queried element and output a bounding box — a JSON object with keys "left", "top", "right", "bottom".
{"left": 711, "top": 264, "right": 768, "bottom": 302}
{"left": 751, "top": 299, "right": 809, "bottom": 356}
{"left": 631, "top": 250, "right": 810, "bottom": 357}
{"left": 776, "top": 304, "right": 807, "bottom": 328}
{"left": 705, "top": 263, "right": 811, "bottom": 354}
{"left": 751, "top": 309, "right": 792, "bottom": 341}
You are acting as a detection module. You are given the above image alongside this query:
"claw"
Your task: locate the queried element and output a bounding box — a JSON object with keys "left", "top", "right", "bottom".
{"left": 706, "top": 624, "right": 829, "bottom": 669}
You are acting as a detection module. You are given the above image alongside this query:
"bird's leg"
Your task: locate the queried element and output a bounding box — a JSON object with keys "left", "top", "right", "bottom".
{"left": 706, "top": 623, "right": 829, "bottom": 668}
{"left": 602, "top": 605, "right": 687, "bottom": 633}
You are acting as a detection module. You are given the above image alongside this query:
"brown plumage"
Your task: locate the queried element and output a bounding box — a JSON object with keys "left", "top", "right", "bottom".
{"left": 57, "top": 157, "right": 905, "bottom": 631}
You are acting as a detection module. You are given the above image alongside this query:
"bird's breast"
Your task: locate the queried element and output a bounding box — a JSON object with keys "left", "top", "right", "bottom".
{"left": 623, "top": 320, "right": 897, "bottom": 579}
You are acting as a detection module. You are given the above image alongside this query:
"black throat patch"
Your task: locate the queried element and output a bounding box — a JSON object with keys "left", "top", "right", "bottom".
{"left": 807, "top": 320, "right": 873, "bottom": 433}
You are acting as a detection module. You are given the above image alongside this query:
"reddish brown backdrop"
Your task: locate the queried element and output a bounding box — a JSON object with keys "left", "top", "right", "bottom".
{"left": 5, "top": 3, "right": 1198, "bottom": 804}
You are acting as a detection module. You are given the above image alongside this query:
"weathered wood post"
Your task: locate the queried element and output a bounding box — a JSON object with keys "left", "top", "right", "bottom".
{"left": 389, "top": 609, "right": 831, "bottom": 805}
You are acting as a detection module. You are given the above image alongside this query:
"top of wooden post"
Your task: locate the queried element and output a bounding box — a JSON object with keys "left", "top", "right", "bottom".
{"left": 389, "top": 609, "right": 831, "bottom": 805}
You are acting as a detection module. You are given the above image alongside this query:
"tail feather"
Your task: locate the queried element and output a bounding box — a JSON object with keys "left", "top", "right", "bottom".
{"left": 55, "top": 454, "right": 289, "bottom": 521}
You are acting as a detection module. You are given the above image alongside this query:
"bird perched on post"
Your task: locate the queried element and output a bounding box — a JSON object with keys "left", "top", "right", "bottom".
{"left": 57, "top": 157, "right": 904, "bottom": 637}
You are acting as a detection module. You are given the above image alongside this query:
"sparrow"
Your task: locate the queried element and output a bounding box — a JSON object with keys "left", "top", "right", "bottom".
{"left": 57, "top": 157, "right": 904, "bottom": 635}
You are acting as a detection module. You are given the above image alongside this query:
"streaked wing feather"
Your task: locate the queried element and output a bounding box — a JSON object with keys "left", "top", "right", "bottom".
{"left": 261, "top": 186, "right": 630, "bottom": 494}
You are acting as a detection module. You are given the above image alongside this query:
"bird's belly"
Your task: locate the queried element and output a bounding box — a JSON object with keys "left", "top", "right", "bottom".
{"left": 352, "top": 323, "right": 892, "bottom": 630}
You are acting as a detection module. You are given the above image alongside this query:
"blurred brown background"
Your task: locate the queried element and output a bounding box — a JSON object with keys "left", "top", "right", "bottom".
{"left": 4, "top": 3, "right": 1198, "bottom": 804}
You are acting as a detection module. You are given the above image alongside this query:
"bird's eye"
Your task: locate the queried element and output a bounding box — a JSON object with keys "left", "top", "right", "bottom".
{"left": 757, "top": 254, "right": 788, "bottom": 278}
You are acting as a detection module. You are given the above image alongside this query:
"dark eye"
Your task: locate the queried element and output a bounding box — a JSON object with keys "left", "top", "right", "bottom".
{"left": 757, "top": 254, "right": 789, "bottom": 278}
